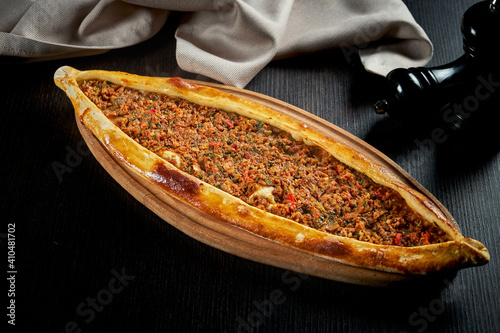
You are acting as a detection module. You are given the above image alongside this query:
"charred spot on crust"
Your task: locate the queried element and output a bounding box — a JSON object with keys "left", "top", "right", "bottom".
{"left": 302, "top": 237, "right": 351, "bottom": 258}
{"left": 168, "top": 77, "right": 196, "bottom": 90}
{"left": 319, "top": 239, "right": 351, "bottom": 257}
{"left": 80, "top": 107, "right": 90, "bottom": 123}
{"left": 151, "top": 163, "right": 200, "bottom": 200}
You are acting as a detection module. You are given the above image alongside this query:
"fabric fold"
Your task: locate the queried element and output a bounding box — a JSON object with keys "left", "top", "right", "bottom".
{"left": 0, "top": 0, "right": 433, "bottom": 88}
{"left": 0, "top": 0, "right": 168, "bottom": 60}
{"left": 175, "top": 0, "right": 295, "bottom": 88}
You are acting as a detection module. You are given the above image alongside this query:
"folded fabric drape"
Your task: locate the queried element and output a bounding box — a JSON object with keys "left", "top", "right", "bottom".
{"left": 0, "top": 0, "right": 433, "bottom": 88}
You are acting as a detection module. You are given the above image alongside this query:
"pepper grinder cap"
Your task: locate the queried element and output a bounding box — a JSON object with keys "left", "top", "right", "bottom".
{"left": 461, "top": 0, "right": 500, "bottom": 61}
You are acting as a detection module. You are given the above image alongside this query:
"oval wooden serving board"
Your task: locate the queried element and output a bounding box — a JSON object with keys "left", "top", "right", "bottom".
{"left": 76, "top": 80, "right": 455, "bottom": 286}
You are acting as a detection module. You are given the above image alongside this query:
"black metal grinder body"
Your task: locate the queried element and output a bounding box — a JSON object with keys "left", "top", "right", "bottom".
{"left": 375, "top": 0, "right": 500, "bottom": 134}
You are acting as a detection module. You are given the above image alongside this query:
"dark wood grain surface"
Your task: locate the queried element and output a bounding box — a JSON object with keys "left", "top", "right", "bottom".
{"left": 2, "top": 1, "right": 499, "bottom": 332}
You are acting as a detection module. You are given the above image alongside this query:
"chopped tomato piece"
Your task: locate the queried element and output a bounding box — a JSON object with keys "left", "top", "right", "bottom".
{"left": 394, "top": 233, "right": 402, "bottom": 245}
{"left": 420, "top": 233, "right": 431, "bottom": 245}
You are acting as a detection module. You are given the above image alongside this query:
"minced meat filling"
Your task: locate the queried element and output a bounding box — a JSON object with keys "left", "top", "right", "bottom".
{"left": 80, "top": 80, "right": 451, "bottom": 247}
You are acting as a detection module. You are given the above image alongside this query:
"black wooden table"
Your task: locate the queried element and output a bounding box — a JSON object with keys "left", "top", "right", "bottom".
{"left": 2, "top": 1, "right": 499, "bottom": 332}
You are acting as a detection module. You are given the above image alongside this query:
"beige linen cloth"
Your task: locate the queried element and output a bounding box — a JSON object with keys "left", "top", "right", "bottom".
{"left": 0, "top": 0, "right": 433, "bottom": 88}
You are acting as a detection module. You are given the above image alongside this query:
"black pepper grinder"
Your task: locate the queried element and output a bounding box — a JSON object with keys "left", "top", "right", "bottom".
{"left": 374, "top": 0, "right": 500, "bottom": 134}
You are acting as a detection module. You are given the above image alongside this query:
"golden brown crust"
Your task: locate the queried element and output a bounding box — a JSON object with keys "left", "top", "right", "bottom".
{"left": 54, "top": 66, "right": 489, "bottom": 277}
